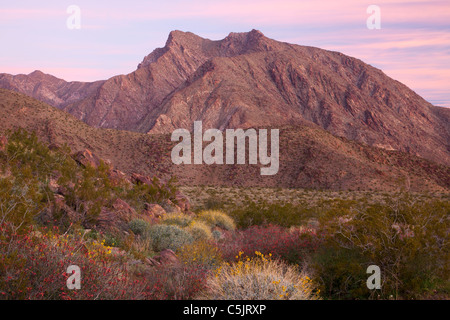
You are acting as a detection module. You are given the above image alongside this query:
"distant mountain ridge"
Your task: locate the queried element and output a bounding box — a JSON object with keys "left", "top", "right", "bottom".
{"left": 0, "top": 88, "right": 448, "bottom": 192}
{"left": 0, "top": 30, "right": 449, "bottom": 166}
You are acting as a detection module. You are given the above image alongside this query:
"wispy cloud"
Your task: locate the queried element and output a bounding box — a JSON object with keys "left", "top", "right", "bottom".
{"left": 0, "top": 0, "right": 448, "bottom": 106}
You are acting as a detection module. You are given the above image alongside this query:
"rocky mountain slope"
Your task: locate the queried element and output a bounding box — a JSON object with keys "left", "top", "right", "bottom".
{"left": 0, "top": 30, "right": 449, "bottom": 166}
{"left": 1, "top": 89, "right": 448, "bottom": 192}
{"left": 0, "top": 70, "right": 104, "bottom": 109}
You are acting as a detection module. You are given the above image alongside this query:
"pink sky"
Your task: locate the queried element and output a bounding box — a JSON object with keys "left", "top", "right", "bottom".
{"left": 0, "top": 0, "right": 449, "bottom": 107}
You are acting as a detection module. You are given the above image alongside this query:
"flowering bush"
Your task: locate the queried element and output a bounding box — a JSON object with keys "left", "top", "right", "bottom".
{"left": 0, "top": 222, "right": 147, "bottom": 300}
{"left": 197, "top": 210, "right": 236, "bottom": 231}
{"left": 197, "top": 251, "right": 320, "bottom": 300}
{"left": 178, "top": 240, "right": 223, "bottom": 269}
{"left": 142, "top": 264, "right": 208, "bottom": 300}
{"left": 187, "top": 220, "right": 213, "bottom": 241}
{"left": 161, "top": 212, "right": 193, "bottom": 227}
{"left": 218, "top": 224, "right": 321, "bottom": 264}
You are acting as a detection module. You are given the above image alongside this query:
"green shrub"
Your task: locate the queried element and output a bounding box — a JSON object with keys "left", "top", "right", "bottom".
{"left": 203, "top": 194, "right": 226, "bottom": 210}
{"left": 147, "top": 224, "right": 194, "bottom": 252}
{"left": 315, "top": 197, "right": 450, "bottom": 299}
{"left": 124, "top": 177, "right": 178, "bottom": 213}
{"left": 311, "top": 246, "right": 370, "bottom": 300}
{"left": 229, "top": 201, "right": 310, "bottom": 229}
{"left": 128, "top": 219, "right": 150, "bottom": 236}
{"left": 197, "top": 210, "right": 235, "bottom": 231}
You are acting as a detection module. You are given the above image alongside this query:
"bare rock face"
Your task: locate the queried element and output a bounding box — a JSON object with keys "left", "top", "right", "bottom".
{"left": 0, "top": 70, "right": 104, "bottom": 109}
{"left": 0, "top": 30, "right": 449, "bottom": 165}
{"left": 73, "top": 149, "right": 101, "bottom": 168}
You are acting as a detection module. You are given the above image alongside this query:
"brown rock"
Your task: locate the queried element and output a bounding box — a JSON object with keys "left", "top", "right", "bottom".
{"left": 145, "top": 257, "right": 161, "bottom": 267}
{"left": 112, "top": 198, "right": 137, "bottom": 218}
{"left": 175, "top": 191, "right": 190, "bottom": 212}
{"left": 160, "top": 199, "right": 182, "bottom": 213}
{"left": 97, "top": 198, "right": 137, "bottom": 232}
{"left": 144, "top": 203, "right": 166, "bottom": 219}
{"left": 73, "top": 149, "right": 100, "bottom": 168}
{"left": 158, "top": 249, "right": 179, "bottom": 265}
{"left": 146, "top": 249, "right": 179, "bottom": 267}
{"left": 109, "top": 169, "right": 130, "bottom": 187}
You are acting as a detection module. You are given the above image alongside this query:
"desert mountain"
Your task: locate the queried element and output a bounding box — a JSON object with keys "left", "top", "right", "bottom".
{"left": 0, "top": 30, "right": 449, "bottom": 166}
{"left": 1, "top": 89, "right": 448, "bottom": 192}
{"left": 0, "top": 70, "right": 104, "bottom": 109}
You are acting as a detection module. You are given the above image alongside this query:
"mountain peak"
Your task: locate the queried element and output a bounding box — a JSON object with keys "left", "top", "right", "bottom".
{"left": 165, "top": 30, "right": 205, "bottom": 47}
{"left": 28, "top": 70, "right": 45, "bottom": 77}
{"left": 138, "top": 29, "right": 272, "bottom": 69}
{"left": 2, "top": 30, "right": 449, "bottom": 167}
{"left": 220, "top": 29, "right": 275, "bottom": 55}
{"left": 226, "top": 29, "right": 265, "bottom": 39}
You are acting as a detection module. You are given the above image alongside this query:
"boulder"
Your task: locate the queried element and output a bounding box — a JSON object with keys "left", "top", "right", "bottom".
{"left": 73, "top": 149, "right": 100, "bottom": 169}
{"left": 144, "top": 203, "right": 166, "bottom": 219}
{"left": 145, "top": 257, "right": 161, "bottom": 267}
{"left": 109, "top": 169, "right": 131, "bottom": 187}
{"left": 131, "top": 173, "right": 153, "bottom": 186}
{"left": 97, "top": 198, "right": 137, "bottom": 232}
{"left": 112, "top": 198, "right": 137, "bottom": 218}
{"left": 158, "top": 249, "right": 179, "bottom": 264}
{"left": 160, "top": 199, "right": 182, "bottom": 213}
{"left": 175, "top": 191, "right": 191, "bottom": 212}
{"left": 145, "top": 249, "right": 179, "bottom": 267}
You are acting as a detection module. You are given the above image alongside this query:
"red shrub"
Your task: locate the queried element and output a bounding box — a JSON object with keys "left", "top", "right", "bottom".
{"left": 0, "top": 222, "right": 147, "bottom": 300}
{"left": 142, "top": 265, "right": 208, "bottom": 300}
{"left": 218, "top": 224, "right": 322, "bottom": 264}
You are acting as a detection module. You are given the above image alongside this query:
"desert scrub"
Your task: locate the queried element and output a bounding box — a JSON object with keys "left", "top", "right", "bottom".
{"left": 178, "top": 240, "right": 223, "bottom": 269}
{"left": 197, "top": 251, "right": 320, "bottom": 300}
{"left": 146, "top": 224, "right": 193, "bottom": 252}
{"left": 0, "top": 222, "right": 148, "bottom": 299}
{"left": 316, "top": 197, "right": 450, "bottom": 299}
{"left": 212, "top": 229, "right": 224, "bottom": 241}
{"left": 188, "top": 220, "right": 213, "bottom": 241}
{"left": 141, "top": 264, "right": 208, "bottom": 300}
{"left": 128, "top": 219, "right": 150, "bottom": 236}
{"left": 218, "top": 224, "right": 321, "bottom": 265}
{"left": 161, "top": 212, "right": 193, "bottom": 227}
{"left": 197, "top": 210, "right": 235, "bottom": 231}
{"left": 229, "top": 201, "right": 311, "bottom": 228}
